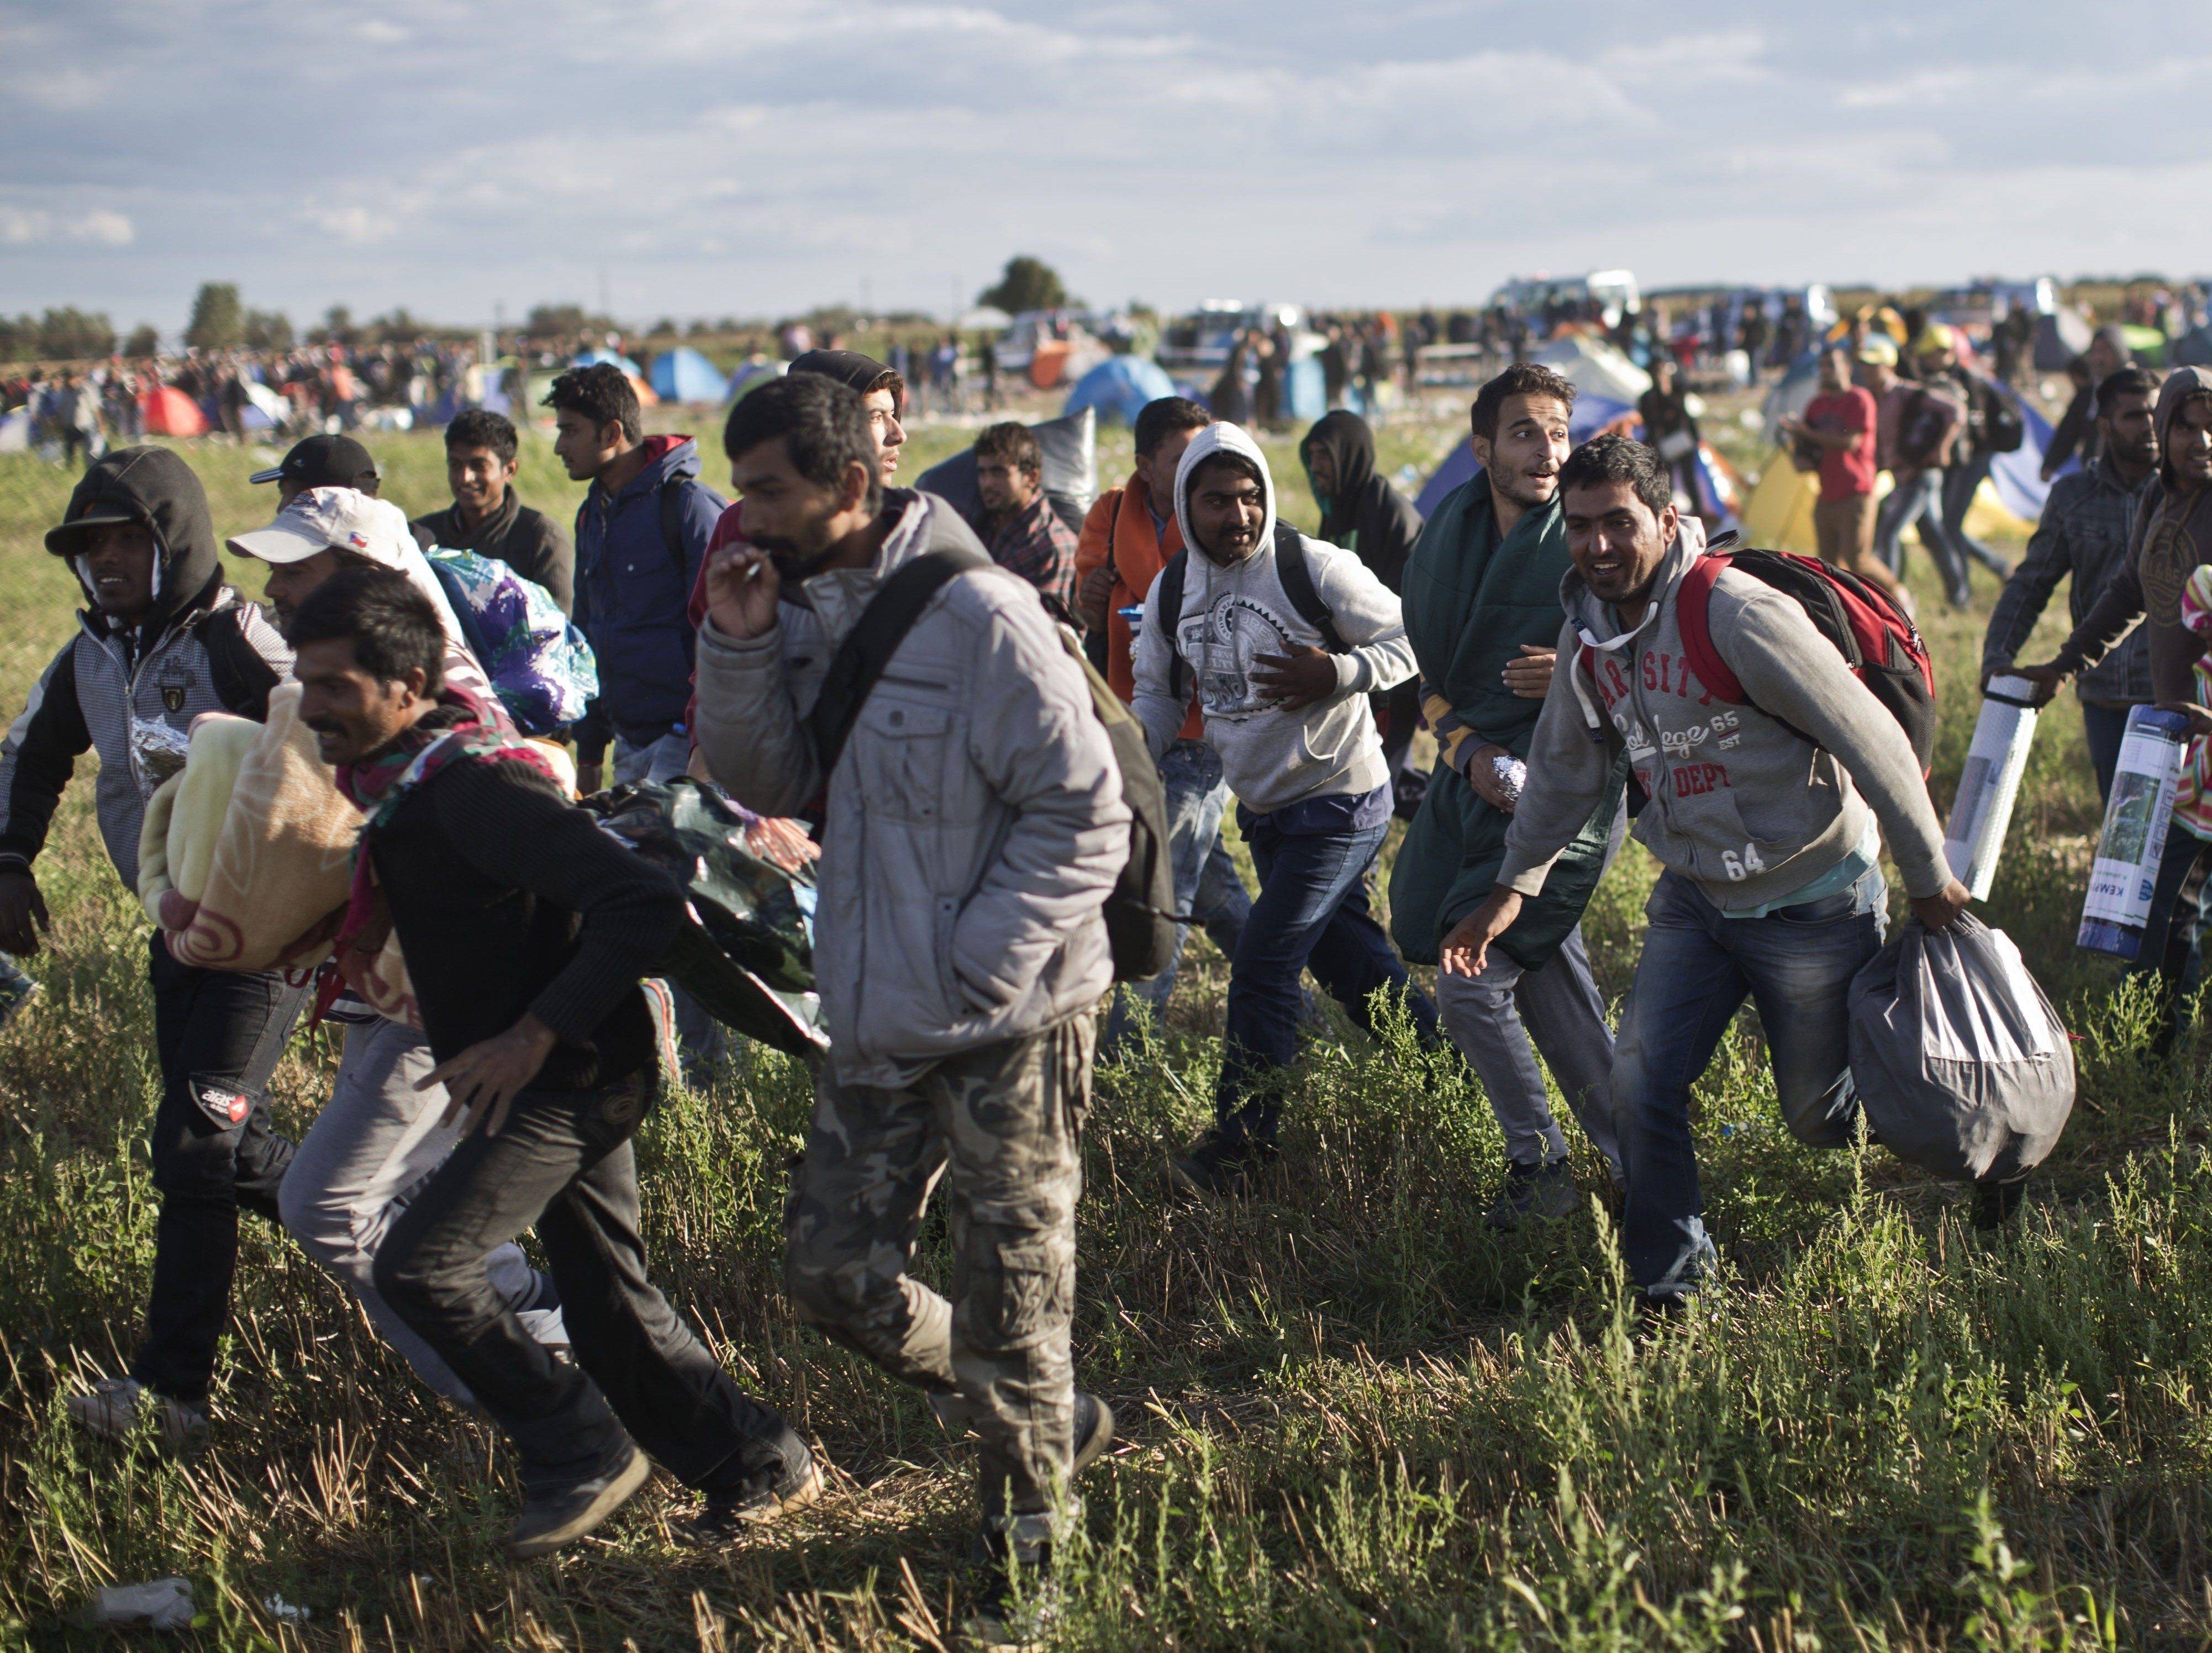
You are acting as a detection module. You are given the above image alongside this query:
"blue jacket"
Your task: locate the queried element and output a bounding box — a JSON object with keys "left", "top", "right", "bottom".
{"left": 571, "top": 434, "right": 726, "bottom": 749}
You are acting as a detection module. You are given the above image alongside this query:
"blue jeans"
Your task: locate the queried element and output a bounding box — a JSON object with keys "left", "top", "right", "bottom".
{"left": 1875, "top": 468, "right": 1968, "bottom": 603}
{"left": 1611, "top": 867, "right": 1887, "bottom": 1298}
{"left": 1214, "top": 791, "right": 1437, "bottom": 1146}
{"left": 2126, "top": 822, "right": 2211, "bottom": 1021}
{"left": 2081, "top": 702, "right": 2134, "bottom": 805}
{"left": 1941, "top": 454, "right": 2011, "bottom": 580}
{"left": 1101, "top": 741, "right": 1251, "bottom": 1055}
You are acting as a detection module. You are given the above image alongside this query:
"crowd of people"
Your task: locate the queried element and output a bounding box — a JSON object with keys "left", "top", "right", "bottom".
{"left": 3, "top": 321, "right": 2209, "bottom": 1645}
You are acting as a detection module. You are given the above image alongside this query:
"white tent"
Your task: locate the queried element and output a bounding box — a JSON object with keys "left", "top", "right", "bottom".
{"left": 1530, "top": 334, "right": 1652, "bottom": 405}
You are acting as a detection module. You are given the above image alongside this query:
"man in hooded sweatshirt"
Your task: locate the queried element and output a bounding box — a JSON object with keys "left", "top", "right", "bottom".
{"left": 1131, "top": 423, "right": 1436, "bottom": 1195}
{"left": 1446, "top": 435, "right": 1969, "bottom": 1306}
{"left": 1388, "top": 366, "right": 1628, "bottom": 1229}
{"left": 1300, "top": 409, "right": 1426, "bottom": 791}
{"left": 0, "top": 447, "right": 302, "bottom": 1444}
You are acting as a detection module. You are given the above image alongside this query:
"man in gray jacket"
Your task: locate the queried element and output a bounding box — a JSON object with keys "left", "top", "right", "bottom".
{"left": 691, "top": 374, "right": 1127, "bottom": 1643}
{"left": 1445, "top": 435, "right": 1970, "bottom": 1306}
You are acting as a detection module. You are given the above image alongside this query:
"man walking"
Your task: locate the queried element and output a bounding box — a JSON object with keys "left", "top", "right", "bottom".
{"left": 971, "top": 421, "right": 1081, "bottom": 625}
{"left": 0, "top": 448, "right": 301, "bottom": 1443}
{"left": 1446, "top": 435, "right": 1969, "bottom": 1306}
{"left": 692, "top": 375, "right": 1126, "bottom": 1644}
{"left": 1782, "top": 345, "right": 1911, "bottom": 608}
{"left": 1389, "top": 367, "right": 1626, "bottom": 1227}
{"left": 1918, "top": 325, "right": 2015, "bottom": 598}
{"left": 291, "top": 568, "right": 817, "bottom": 1557}
{"left": 1130, "top": 423, "right": 1437, "bottom": 1195}
{"left": 1984, "top": 367, "right": 2160, "bottom": 798}
{"left": 1073, "top": 397, "right": 1252, "bottom": 1056}
{"left": 1870, "top": 342, "right": 1972, "bottom": 605}
{"left": 410, "top": 408, "right": 576, "bottom": 614}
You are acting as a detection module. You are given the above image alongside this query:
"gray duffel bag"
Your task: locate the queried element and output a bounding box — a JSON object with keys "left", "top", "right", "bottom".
{"left": 1846, "top": 912, "right": 2075, "bottom": 1183}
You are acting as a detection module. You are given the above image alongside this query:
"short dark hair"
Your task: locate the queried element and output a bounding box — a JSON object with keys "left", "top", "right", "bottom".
{"left": 1557, "top": 432, "right": 1672, "bottom": 520}
{"left": 1471, "top": 363, "right": 1577, "bottom": 441}
{"left": 1189, "top": 448, "right": 1263, "bottom": 494}
{"left": 288, "top": 567, "right": 446, "bottom": 695}
{"left": 541, "top": 363, "right": 641, "bottom": 444}
{"left": 445, "top": 408, "right": 519, "bottom": 464}
{"left": 1134, "top": 395, "right": 1212, "bottom": 457}
{"left": 973, "top": 421, "right": 1041, "bottom": 478}
{"left": 722, "top": 373, "right": 881, "bottom": 515}
{"left": 2098, "top": 367, "right": 2161, "bottom": 413}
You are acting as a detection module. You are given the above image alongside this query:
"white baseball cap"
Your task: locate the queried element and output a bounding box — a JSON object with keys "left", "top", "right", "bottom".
{"left": 228, "top": 487, "right": 415, "bottom": 567}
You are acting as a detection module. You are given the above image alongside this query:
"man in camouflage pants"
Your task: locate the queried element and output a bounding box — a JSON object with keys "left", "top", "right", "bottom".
{"left": 690, "top": 374, "right": 1129, "bottom": 1646}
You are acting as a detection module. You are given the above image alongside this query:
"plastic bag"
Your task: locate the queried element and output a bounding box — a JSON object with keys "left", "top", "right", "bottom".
{"left": 1846, "top": 912, "right": 2074, "bottom": 1183}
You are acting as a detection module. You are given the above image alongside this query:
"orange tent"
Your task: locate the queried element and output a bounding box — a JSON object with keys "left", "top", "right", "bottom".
{"left": 1029, "top": 339, "right": 1071, "bottom": 390}
{"left": 140, "top": 385, "right": 207, "bottom": 437}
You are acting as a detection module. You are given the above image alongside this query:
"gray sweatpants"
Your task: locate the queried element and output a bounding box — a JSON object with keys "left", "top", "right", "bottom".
{"left": 280, "top": 1016, "right": 565, "bottom": 1402}
{"left": 1436, "top": 925, "right": 1622, "bottom": 1181}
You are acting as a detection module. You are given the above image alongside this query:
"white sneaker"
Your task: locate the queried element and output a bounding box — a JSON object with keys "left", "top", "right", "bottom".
{"left": 66, "top": 1376, "right": 207, "bottom": 1448}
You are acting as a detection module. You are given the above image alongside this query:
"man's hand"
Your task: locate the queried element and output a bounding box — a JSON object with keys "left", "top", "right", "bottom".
{"left": 2158, "top": 700, "right": 2212, "bottom": 739}
{"left": 1500, "top": 643, "right": 1557, "bottom": 700}
{"left": 702, "top": 542, "right": 782, "bottom": 640}
{"left": 2010, "top": 661, "right": 2068, "bottom": 707}
{"left": 1439, "top": 888, "right": 1523, "bottom": 977}
{"left": 1462, "top": 742, "right": 1519, "bottom": 812}
{"left": 1910, "top": 878, "right": 1973, "bottom": 931}
{"left": 1251, "top": 645, "right": 1340, "bottom": 711}
{"left": 420, "top": 1013, "right": 558, "bottom": 1139}
{"left": 0, "top": 870, "right": 49, "bottom": 957}
{"left": 1077, "top": 565, "right": 1115, "bottom": 632}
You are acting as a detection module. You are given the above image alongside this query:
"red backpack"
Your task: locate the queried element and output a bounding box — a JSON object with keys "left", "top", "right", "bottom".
{"left": 1676, "top": 538, "right": 1937, "bottom": 776}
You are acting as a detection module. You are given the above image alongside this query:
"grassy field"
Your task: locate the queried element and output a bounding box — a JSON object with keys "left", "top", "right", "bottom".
{"left": 0, "top": 410, "right": 2204, "bottom": 1651}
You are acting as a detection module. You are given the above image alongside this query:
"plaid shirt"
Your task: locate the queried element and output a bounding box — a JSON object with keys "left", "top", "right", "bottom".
{"left": 983, "top": 494, "right": 1081, "bottom": 626}
{"left": 1983, "top": 454, "right": 2152, "bottom": 707}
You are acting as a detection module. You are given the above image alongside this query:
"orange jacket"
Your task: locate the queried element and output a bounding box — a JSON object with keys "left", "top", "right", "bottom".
{"left": 1075, "top": 471, "right": 1203, "bottom": 741}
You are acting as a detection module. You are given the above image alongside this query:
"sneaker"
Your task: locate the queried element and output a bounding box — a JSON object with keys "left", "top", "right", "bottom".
{"left": 677, "top": 1454, "right": 825, "bottom": 1546}
{"left": 1166, "top": 1131, "right": 1277, "bottom": 1198}
{"left": 66, "top": 1376, "right": 206, "bottom": 1449}
{"left": 1071, "top": 1392, "right": 1113, "bottom": 1480}
{"left": 501, "top": 1443, "right": 653, "bottom": 1560}
{"left": 1485, "top": 1158, "right": 1579, "bottom": 1230}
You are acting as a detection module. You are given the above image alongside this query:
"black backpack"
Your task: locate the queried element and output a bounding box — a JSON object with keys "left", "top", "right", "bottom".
{"left": 1150, "top": 521, "right": 1347, "bottom": 699}
{"left": 807, "top": 547, "right": 1179, "bottom": 984}
{"left": 1982, "top": 383, "right": 2026, "bottom": 455}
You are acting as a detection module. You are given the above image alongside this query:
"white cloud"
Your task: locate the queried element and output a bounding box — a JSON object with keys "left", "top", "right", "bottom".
{"left": 0, "top": 206, "right": 135, "bottom": 247}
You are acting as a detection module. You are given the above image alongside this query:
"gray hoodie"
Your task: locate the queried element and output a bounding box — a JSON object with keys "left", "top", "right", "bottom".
{"left": 1131, "top": 422, "right": 1415, "bottom": 812}
{"left": 1498, "top": 517, "right": 1949, "bottom": 911}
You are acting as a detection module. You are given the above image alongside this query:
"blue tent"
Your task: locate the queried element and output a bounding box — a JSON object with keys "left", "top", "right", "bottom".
{"left": 650, "top": 346, "right": 727, "bottom": 404}
{"left": 1063, "top": 356, "right": 1177, "bottom": 426}
{"left": 571, "top": 347, "right": 642, "bottom": 376}
{"left": 1414, "top": 393, "right": 1631, "bottom": 516}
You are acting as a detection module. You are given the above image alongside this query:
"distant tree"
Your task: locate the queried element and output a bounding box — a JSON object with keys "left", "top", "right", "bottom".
{"left": 322, "top": 304, "right": 356, "bottom": 345}
{"left": 33, "top": 307, "right": 116, "bottom": 360}
{"left": 978, "top": 256, "right": 1070, "bottom": 315}
{"left": 523, "top": 303, "right": 613, "bottom": 339}
{"left": 686, "top": 318, "right": 715, "bottom": 337}
{"left": 0, "top": 316, "right": 30, "bottom": 363}
{"left": 184, "top": 282, "right": 244, "bottom": 350}
{"left": 370, "top": 307, "right": 420, "bottom": 344}
{"left": 647, "top": 316, "right": 680, "bottom": 339}
{"left": 123, "top": 323, "right": 160, "bottom": 358}
{"left": 244, "top": 308, "right": 294, "bottom": 351}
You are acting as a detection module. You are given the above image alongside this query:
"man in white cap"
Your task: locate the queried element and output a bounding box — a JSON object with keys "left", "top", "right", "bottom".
{"left": 228, "top": 487, "right": 571, "bottom": 1408}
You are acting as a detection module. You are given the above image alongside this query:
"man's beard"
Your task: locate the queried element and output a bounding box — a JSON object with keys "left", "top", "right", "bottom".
{"left": 752, "top": 532, "right": 840, "bottom": 584}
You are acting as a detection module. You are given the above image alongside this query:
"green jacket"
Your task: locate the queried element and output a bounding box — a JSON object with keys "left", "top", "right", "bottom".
{"left": 1388, "top": 473, "right": 1621, "bottom": 968}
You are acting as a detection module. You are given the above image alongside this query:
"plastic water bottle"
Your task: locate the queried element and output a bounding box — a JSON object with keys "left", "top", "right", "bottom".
{"left": 1944, "top": 675, "right": 2039, "bottom": 900}
{"left": 2077, "top": 705, "right": 2193, "bottom": 959}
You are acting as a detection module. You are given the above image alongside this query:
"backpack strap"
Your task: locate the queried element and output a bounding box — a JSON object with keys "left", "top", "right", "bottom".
{"left": 1672, "top": 551, "right": 1745, "bottom": 705}
{"left": 1152, "top": 548, "right": 1192, "bottom": 703}
{"left": 657, "top": 478, "right": 687, "bottom": 571}
{"left": 808, "top": 547, "right": 993, "bottom": 777}
{"left": 1273, "top": 522, "right": 1347, "bottom": 652}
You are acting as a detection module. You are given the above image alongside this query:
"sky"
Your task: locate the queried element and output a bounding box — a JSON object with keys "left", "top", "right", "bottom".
{"left": 3, "top": 1, "right": 2208, "bottom": 336}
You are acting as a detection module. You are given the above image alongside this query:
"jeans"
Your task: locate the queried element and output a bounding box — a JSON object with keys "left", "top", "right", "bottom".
{"left": 786, "top": 1020, "right": 1090, "bottom": 1554}
{"left": 1941, "top": 454, "right": 2012, "bottom": 581}
{"left": 1436, "top": 924, "right": 1621, "bottom": 1180}
{"left": 133, "top": 937, "right": 310, "bottom": 1403}
{"left": 1100, "top": 741, "right": 1251, "bottom": 1054}
{"left": 1214, "top": 798, "right": 1437, "bottom": 1145}
{"left": 2126, "top": 823, "right": 2212, "bottom": 1028}
{"left": 1611, "top": 867, "right": 1887, "bottom": 1298}
{"left": 612, "top": 730, "right": 729, "bottom": 1077}
{"left": 374, "top": 1062, "right": 807, "bottom": 1493}
{"left": 281, "top": 1016, "right": 566, "bottom": 1403}
{"left": 1875, "top": 468, "right": 1968, "bottom": 603}
{"left": 2081, "top": 702, "right": 2134, "bottom": 805}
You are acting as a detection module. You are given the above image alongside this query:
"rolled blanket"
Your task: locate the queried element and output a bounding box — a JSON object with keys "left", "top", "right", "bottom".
{"left": 137, "top": 684, "right": 361, "bottom": 970}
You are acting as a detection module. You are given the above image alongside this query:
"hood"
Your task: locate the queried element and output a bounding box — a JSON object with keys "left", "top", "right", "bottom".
{"left": 1302, "top": 410, "right": 1378, "bottom": 542}
{"left": 789, "top": 348, "right": 900, "bottom": 409}
{"left": 1561, "top": 513, "right": 1711, "bottom": 732}
{"left": 2154, "top": 366, "right": 2212, "bottom": 487}
{"left": 1172, "top": 421, "right": 1276, "bottom": 567}
{"left": 45, "top": 445, "right": 222, "bottom": 630}
{"left": 613, "top": 433, "right": 700, "bottom": 497}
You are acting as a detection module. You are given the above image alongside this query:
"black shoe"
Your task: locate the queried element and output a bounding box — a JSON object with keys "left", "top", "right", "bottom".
{"left": 1973, "top": 1175, "right": 2028, "bottom": 1232}
{"left": 1485, "top": 1158, "right": 1579, "bottom": 1230}
{"left": 1071, "top": 1392, "right": 1113, "bottom": 1479}
{"left": 502, "top": 1444, "right": 652, "bottom": 1559}
{"left": 679, "top": 1454, "right": 825, "bottom": 1545}
{"left": 962, "top": 1536, "right": 1062, "bottom": 1651}
{"left": 1166, "top": 1131, "right": 1277, "bottom": 1198}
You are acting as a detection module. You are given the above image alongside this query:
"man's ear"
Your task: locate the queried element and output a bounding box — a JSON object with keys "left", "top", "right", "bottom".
{"left": 841, "top": 458, "right": 872, "bottom": 516}
{"left": 399, "top": 665, "right": 432, "bottom": 706}
{"left": 1470, "top": 435, "right": 1493, "bottom": 472}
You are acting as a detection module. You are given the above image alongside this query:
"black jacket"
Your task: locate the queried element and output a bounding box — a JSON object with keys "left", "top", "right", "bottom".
{"left": 1302, "top": 409, "right": 1424, "bottom": 593}
{"left": 410, "top": 490, "right": 577, "bottom": 615}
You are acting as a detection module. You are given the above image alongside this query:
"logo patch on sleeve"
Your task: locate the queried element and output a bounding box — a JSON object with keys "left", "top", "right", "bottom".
{"left": 190, "top": 1079, "right": 255, "bottom": 1128}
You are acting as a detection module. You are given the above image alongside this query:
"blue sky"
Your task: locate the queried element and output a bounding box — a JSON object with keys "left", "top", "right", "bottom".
{"left": 2, "top": 1, "right": 2206, "bottom": 334}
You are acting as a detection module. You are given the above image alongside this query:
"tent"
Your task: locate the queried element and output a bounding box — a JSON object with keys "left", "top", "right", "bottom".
{"left": 1987, "top": 388, "right": 2061, "bottom": 523}
{"left": 2173, "top": 326, "right": 2212, "bottom": 368}
{"left": 0, "top": 409, "right": 27, "bottom": 453}
{"left": 1062, "top": 355, "right": 1177, "bottom": 426}
{"left": 918, "top": 405, "right": 1097, "bottom": 536}
{"left": 572, "top": 347, "right": 643, "bottom": 376}
{"left": 2033, "top": 308, "right": 2093, "bottom": 372}
{"left": 1530, "top": 333, "right": 1651, "bottom": 405}
{"left": 650, "top": 346, "right": 727, "bottom": 404}
{"left": 1412, "top": 392, "right": 1635, "bottom": 517}
{"left": 140, "top": 385, "right": 207, "bottom": 437}
{"left": 240, "top": 381, "right": 289, "bottom": 432}
{"left": 726, "top": 360, "right": 786, "bottom": 402}
{"left": 1284, "top": 357, "right": 1325, "bottom": 423}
